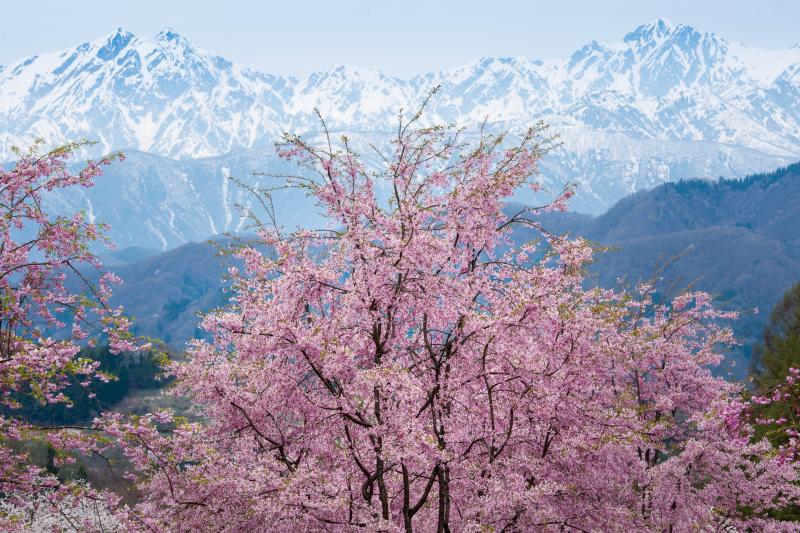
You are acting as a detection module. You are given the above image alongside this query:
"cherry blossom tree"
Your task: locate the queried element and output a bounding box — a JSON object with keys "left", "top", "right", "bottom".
{"left": 107, "top": 106, "right": 799, "bottom": 532}
{"left": 748, "top": 367, "right": 800, "bottom": 522}
{"left": 752, "top": 368, "right": 800, "bottom": 465}
{"left": 0, "top": 141, "right": 137, "bottom": 530}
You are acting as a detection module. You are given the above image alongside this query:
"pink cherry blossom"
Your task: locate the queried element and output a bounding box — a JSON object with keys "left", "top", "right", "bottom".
{"left": 0, "top": 141, "right": 138, "bottom": 531}
{"left": 106, "top": 112, "right": 798, "bottom": 531}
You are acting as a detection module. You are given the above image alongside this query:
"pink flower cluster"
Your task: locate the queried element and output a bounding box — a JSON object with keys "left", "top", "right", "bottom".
{"left": 102, "top": 115, "right": 798, "bottom": 532}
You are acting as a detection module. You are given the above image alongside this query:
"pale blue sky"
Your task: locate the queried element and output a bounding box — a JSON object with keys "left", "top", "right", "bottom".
{"left": 3, "top": 0, "right": 798, "bottom": 77}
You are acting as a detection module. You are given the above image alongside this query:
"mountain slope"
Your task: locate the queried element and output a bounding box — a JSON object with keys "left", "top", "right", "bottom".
{"left": 551, "top": 162, "right": 800, "bottom": 377}
{"left": 42, "top": 148, "right": 333, "bottom": 250}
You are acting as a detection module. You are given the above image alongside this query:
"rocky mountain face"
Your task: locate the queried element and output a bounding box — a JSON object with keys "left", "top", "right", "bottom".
{"left": 2, "top": 19, "right": 799, "bottom": 248}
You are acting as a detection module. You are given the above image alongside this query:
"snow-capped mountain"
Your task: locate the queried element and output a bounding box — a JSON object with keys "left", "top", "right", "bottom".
{"left": 2, "top": 19, "right": 800, "bottom": 249}
{"left": 0, "top": 29, "right": 293, "bottom": 159}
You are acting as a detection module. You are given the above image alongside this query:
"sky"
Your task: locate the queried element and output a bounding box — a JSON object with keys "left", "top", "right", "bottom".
{"left": 2, "top": 0, "right": 799, "bottom": 78}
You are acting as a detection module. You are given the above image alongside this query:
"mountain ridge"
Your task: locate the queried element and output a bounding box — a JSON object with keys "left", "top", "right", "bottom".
{"left": 3, "top": 19, "right": 800, "bottom": 248}
{"left": 3, "top": 19, "right": 799, "bottom": 158}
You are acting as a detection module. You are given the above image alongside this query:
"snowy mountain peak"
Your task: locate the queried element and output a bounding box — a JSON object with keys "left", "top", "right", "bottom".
{"left": 100, "top": 27, "right": 135, "bottom": 44}
{"left": 623, "top": 18, "right": 723, "bottom": 59}
{"left": 155, "top": 28, "right": 184, "bottom": 42}
{"left": 623, "top": 18, "right": 679, "bottom": 43}
{"left": 1, "top": 19, "right": 799, "bottom": 234}
{"left": 96, "top": 28, "right": 135, "bottom": 60}
{"left": 154, "top": 28, "right": 195, "bottom": 50}
{"left": 1, "top": 19, "right": 798, "bottom": 158}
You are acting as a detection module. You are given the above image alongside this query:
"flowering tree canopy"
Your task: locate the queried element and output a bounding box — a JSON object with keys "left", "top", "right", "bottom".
{"left": 108, "top": 110, "right": 799, "bottom": 532}
{"left": 0, "top": 142, "right": 137, "bottom": 530}
{"left": 752, "top": 368, "right": 800, "bottom": 465}
{"left": 746, "top": 282, "right": 800, "bottom": 521}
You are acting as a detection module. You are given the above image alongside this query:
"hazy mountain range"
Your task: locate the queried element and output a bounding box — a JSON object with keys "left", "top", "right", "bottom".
{"left": 2, "top": 19, "right": 800, "bottom": 249}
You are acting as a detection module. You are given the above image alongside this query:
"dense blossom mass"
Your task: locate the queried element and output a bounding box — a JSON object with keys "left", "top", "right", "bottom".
{"left": 0, "top": 142, "right": 139, "bottom": 530}
{"left": 99, "top": 108, "right": 799, "bottom": 532}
